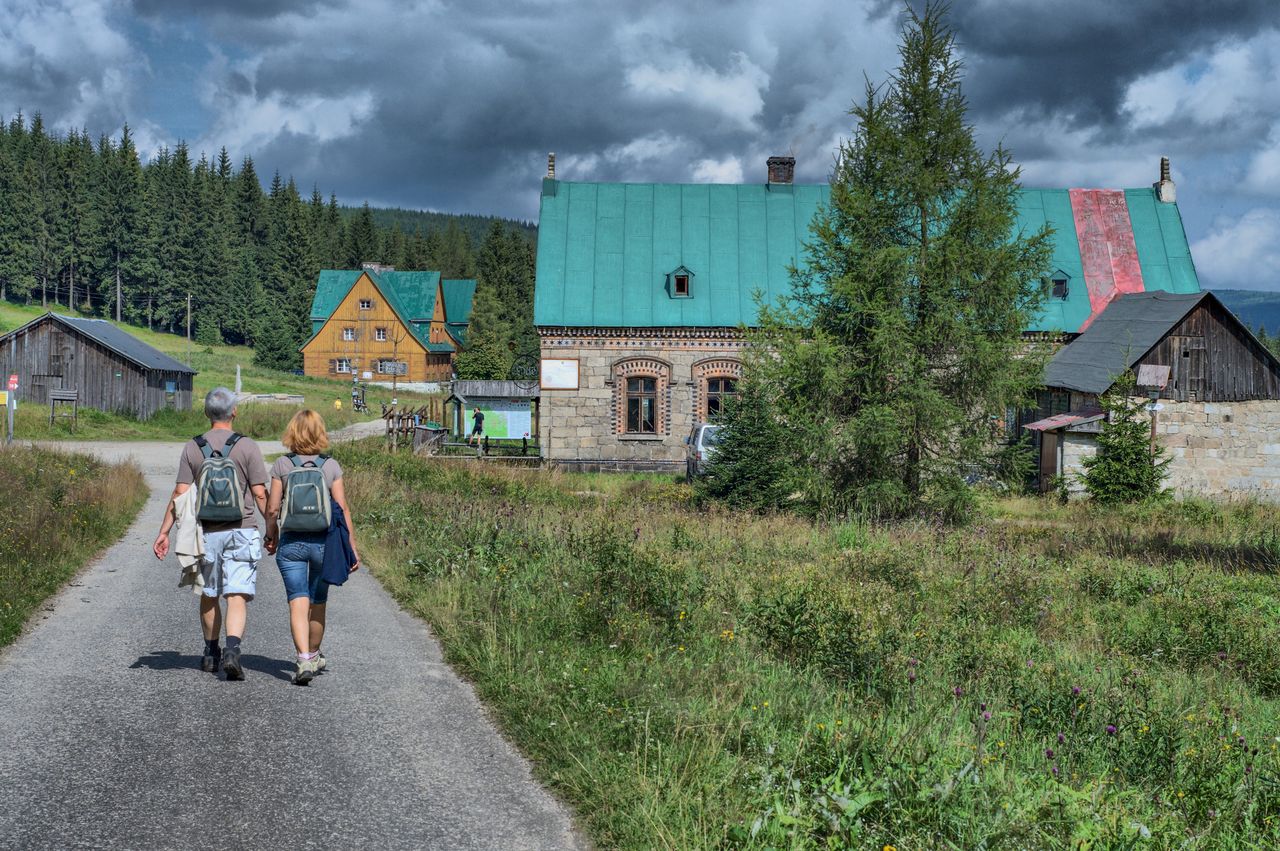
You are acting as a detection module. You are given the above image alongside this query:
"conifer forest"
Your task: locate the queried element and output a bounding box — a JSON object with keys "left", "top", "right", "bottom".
{"left": 0, "top": 113, "right": 536, "bottom": 371}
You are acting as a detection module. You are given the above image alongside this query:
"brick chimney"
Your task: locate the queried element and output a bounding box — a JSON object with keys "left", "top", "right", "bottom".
{"left": 767, "top": 156, "right": 795, "bottom": 185}
{"left": 547, "top": 152, "right": 556, "bottom": 180}
{"left": 1154, "top": 156, "right": 1176, "bottom": 203}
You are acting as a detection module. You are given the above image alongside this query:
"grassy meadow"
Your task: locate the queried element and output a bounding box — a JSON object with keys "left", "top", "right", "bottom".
{"left": 0, "top": 300, "right": 438, "bottom": 441}
{"left": 0, "top": 445, "right": 148, "bottom": 647}
{"left": 340, "top": 445, "right": 1280, "bottom": 849}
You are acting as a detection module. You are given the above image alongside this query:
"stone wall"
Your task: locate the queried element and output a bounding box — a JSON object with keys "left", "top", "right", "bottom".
{"left": 1157, "top": 400, "right": 1280, "bottom": 498}
{"left": 1058, "top": 399, "right": 1280, "bottom": 499}
{"left": 539, "top": 332, "right": 747, "bottom": 471}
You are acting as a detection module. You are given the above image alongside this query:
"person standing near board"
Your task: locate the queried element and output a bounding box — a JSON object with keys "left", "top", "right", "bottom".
{"left": 468, "top": 406, "right": 485, "bottom": 446}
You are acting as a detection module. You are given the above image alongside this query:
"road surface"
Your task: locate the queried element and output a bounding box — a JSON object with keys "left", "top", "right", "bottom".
{"left": 0, "top": 441, "right": 585, "bottom": 851}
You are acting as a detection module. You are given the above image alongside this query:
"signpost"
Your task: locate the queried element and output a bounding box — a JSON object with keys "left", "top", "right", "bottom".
{"left": 3, "top": 374, "right": 15, "bottom": 444}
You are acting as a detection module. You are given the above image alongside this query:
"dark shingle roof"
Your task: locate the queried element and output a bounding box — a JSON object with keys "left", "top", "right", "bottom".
{"left": 17, "top": 314, "right": 197, "bottom": 375}
{"left": 1042, "top": 291, "right": 1208, "bottom": 394}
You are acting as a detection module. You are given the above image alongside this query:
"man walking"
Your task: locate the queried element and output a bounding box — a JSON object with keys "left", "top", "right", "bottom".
{"left": 153, "top": 387, "right": 269, "bottom": 680}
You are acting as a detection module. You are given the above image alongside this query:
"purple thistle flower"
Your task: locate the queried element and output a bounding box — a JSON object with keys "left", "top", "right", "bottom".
{"left": 1071, "top": 686, "right": 1081, "bottom": 696}
{"left": 1057, "top": 733, "right": 1065, "bottom": 745}
{"left": 980, "top": 702, "right": 987, "bottom": 712}
{"left": 1106, "top": 724, "right": 1117, "bottom": 736}
{"left": 1051, "top": 764, "right": 1059, "bottom": 776}
{"left": 1045, "top": 748, "right": 1055, "bottom": 759}
{"left": 953, "top": 686, "right": 964, "bottom": 697}
{"left": 982, "top": 711, "right": 991, "bottom": 722}
{"left": 907, "top": 669, "right": 917, "bottom": 683}
{"left": 908, "top": 657, "right": 918, "bottom": 667}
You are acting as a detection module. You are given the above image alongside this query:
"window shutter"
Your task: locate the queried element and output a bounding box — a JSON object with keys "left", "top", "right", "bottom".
{"left": 328, "top": 359, "right": 336, "bottom": 374}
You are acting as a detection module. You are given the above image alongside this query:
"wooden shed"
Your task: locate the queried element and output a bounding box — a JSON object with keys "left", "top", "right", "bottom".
{"left": 0, "top": 313, "right": 197, "bottom": 419}
{"left": 1024, "top": 291, "right": 1280, "bottom": 496}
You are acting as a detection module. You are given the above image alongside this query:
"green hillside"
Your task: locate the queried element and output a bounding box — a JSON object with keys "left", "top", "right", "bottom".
{"left": 1212, "top": 288, "right": 1280, "bottom": 336}
{"left": 0, "top": 302, "right": 435, "bottom": 441}
{"left": 341, "top": 206, "right": 536, "bottom": 246}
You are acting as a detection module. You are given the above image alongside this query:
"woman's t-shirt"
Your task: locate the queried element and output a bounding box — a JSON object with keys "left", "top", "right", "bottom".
{"left": 270, "top": 454, "right": 343, "bottom": 489}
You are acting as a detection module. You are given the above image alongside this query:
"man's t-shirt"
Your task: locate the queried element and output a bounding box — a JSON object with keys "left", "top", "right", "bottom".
{"left": 473, "top": 410, "right": 484, "bottom": 427}
{"left": 177, "top": 429, "right": 269, "bottom": 532}
{"left": 269, "top": 454, "right": 343, "bottom": 490}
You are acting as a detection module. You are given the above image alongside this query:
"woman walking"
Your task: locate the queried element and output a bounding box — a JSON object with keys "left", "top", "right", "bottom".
{"left": 265, "top": 410, "right": 360, "bottom": 684}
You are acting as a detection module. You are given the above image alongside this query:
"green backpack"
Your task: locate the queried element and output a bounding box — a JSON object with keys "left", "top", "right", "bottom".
{"left": 279, "top": 454, "right": 332, "bottom": 533}
{"left": 194, "top": 433, "right": 244, "bottom": 523}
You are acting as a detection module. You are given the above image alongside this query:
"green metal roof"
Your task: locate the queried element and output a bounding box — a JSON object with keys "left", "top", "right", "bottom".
{"left": 308, "top": 269, "right": 476, "bottom": 352}
{"left": 534, "top": 181, "right": 1202, "bottom": 334}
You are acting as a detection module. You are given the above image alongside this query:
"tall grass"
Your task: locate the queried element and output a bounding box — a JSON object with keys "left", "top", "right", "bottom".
{"left": 0, "top": 446, "right": 148, "bottom": 647}
{"left": 341, "top": 446, "right": 1280, "bottom": 849}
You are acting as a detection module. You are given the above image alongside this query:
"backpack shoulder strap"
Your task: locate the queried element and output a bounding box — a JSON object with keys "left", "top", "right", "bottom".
{"left": 317, "top": 454, "right": 331, "bottom": 464}
{"left": 193, "top": 435, "right": 213, "bottom": 460}
{"left": 287, "top": 453, "right": 303, "bottom": 468}
{"left": 223, "top": 432, "right": 243, "bottom": 451}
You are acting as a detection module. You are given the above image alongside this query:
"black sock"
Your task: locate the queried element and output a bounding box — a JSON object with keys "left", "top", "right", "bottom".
{"left": 225, "top": 636, "right": 242, "bottom": 652}
{"left": 205, "top": 638, "right": 219, "bottom": 655}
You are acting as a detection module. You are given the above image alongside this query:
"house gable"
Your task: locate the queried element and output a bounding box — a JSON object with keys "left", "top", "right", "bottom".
{"left": 301, "top": 272, "right": 428, "bottom": 360}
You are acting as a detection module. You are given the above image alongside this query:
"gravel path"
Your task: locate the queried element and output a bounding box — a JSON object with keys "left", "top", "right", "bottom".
{"left": 0, "top": 441, "right": 585, "bottom": 851}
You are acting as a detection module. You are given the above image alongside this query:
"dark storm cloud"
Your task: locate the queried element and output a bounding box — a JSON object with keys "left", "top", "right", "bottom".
{"left": 915, "top": 0, "right": 1280, "bottom": 126}
{"left": 130, "top": 0, "right": 334, "bottom": 20}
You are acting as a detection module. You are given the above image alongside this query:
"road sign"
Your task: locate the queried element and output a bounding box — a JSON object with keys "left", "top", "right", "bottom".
{"left": 6, "top": 374, "right": 16, "bottom": 391}
{"left": 0, "top": 391, "right": 7, "bottom": 405}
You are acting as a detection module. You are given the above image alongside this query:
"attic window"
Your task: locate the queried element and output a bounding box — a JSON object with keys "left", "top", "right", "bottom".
{"left": 667, "top": 265, "right": 694, "bottom": 299}
{"left": 359, "top": 299, "right": 373, "bottom": 310}
{"left": 1043, "top": 270, "right": 1070, "bottom": 300}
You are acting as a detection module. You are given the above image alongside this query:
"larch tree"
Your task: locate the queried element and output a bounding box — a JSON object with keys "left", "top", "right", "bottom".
{"left": 711, "top": 3, "right": 1052, "bottom": 518}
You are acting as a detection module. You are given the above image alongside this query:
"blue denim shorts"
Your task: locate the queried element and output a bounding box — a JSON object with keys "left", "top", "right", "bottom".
{"left": 276, "top": 534, "right": 330, "bottom": 604}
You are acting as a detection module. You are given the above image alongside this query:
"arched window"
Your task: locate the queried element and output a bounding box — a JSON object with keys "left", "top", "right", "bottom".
{"left": 611, "top": 357, "right": 672, "bottom": 435}
{"left": 692, "top": 357, "right": 744, "bottom": 422}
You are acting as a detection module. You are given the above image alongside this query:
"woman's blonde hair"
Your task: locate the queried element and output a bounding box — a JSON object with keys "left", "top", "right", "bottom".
{"left": 282, "top": 409, "right": 331, "bottom": 455}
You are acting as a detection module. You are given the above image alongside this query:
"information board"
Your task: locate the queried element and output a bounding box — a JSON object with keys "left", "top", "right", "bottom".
{"left": 468, "top": 400, "right": 533, "bottom": 439}
{"left": 540, "top": 358, "right": 579, "bottom": 390}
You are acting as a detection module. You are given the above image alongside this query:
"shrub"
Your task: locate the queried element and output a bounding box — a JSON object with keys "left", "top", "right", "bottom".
{"left": 1082, "top": 371, "right": 1170, "bottom": 503}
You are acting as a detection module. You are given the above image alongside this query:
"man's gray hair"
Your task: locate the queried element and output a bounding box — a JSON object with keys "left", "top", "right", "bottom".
{"left": 204, "top": 387, "right": 238, "bottom": 423}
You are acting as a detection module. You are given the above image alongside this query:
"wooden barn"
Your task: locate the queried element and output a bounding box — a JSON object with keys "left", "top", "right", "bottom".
{"left": 0, "top": 312, "right": 196, "bottom": 419}
{"left": 1024, "top": 291, "right": 1280, "bottom": 498}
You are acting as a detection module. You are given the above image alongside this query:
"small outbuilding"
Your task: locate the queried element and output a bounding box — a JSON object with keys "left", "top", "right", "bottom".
{"left": 1024, "top": 291, "right": 1280, "bottom": 497}
{"left": 0, "top": 312, "right": 197, "bottom": 419}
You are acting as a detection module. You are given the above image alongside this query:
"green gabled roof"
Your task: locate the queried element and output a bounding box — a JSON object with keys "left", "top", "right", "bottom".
{"left": 442, "top": 279, "right": 477, "bottom": 326}
{"left": 534, "top": 180, "right": 1201, "bottom": 334}
{"left": 308, "top": 268, "right": 461, "bottom": 351}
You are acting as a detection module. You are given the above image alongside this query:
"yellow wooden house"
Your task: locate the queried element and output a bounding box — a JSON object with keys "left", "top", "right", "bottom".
{"left": 302, "top": 265, "right": 476, "bottom": 384}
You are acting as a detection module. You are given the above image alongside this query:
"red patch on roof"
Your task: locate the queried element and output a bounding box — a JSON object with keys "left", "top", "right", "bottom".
{"left": 1069, "top": 189, "right": 1145, "bottom": 330}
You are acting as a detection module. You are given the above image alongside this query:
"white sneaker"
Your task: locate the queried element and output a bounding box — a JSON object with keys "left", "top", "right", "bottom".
{"left": 293, "top": 657, "right": 319, "bottom": 685}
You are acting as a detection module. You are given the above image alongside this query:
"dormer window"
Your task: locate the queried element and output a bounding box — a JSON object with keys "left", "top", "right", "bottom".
{"left": 1043, "top": 270, "right": 1070, "bottom": 300}
{"left": 666, "top": 265, "right": 694, "bottom": 299}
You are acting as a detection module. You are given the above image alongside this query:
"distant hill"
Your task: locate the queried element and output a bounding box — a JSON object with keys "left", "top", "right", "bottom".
{"left": 341, "top": 206, "right": 536, "bottom": 245}
{"left": 1211, "top": 289, "right": 1280, "bottom": 336}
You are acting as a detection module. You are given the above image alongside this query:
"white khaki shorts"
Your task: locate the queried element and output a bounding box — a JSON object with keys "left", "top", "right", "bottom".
{"left": 200, "top": 529, "right": 262, "bottom": 599}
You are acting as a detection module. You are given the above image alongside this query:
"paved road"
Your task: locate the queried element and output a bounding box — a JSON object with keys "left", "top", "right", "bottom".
{"left": 0, "top": 441, "right": 585, "bottom": 851}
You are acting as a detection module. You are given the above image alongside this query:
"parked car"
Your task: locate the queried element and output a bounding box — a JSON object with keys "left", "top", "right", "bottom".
{"left": 685, "top": 423, "right": 723, "bottom": 481}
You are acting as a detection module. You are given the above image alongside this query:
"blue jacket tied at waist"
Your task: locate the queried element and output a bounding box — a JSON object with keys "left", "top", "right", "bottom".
{"left": 321, "top": 501, "right": 357, "bottom": 586}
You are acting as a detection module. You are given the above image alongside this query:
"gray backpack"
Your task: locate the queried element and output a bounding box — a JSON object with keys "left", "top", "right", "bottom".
{"left": 194, "top": 433, "right": 244, "bottom": 523}
{"left": 279, "top": 454, "right": 332, "bottom": 533}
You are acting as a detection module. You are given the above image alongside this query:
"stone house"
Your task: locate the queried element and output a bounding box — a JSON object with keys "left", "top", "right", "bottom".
{"left": 302, "top": 263, "right": 475, "bottom": 389}
{"left": 1025, "top": 291, "right": 1280, "bottom": 498}
{"left": 534, "top": 156, "right": 1202, "bottom": 472}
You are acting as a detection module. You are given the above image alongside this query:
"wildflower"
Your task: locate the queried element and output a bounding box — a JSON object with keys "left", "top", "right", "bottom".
{"left": 1071, "top": 686, "right": 1081, "bottom": 696}
{"left": 884, "top": 845, "right": 897, "bottom": 851}
{"left": 1057, "top": 733, "right": 1065, "bottom": 745}
{"left": 678, "top": 611, "right": 686, "bottom": 620}
{"left": 1045, "top": 748, "right": 1055, "bottom": 760}
{"left": 980, "top": 702, "right": 987, "bottom": 712}
{"left": 1051, "top": 764, "right": 1059, "bottom": 776}
{"left": 953, "top": 686, "right": 964, "bottom": 697}
{"left": 677, "top": 646, "right": 685, "bottom": 653}
{"left": 1140, "top": 725, "right": 1149, "bottom": 734}
{"left": 907, "top": 670, "right": 917, "bottom": 683}
{"left": 763, "top": 701, "right": 769, "bottom": 708}
{"left": 817, "top": 723, "right": 825, "bottom": 731}
{"left": 1106, "top": 724, "right": 1117, "bottom": 736}
{"left": 1185, "top": 713, "right": 1196, "bottom": 722}
{"left": 982, "top": 711, "right": 991, "bottom": 722}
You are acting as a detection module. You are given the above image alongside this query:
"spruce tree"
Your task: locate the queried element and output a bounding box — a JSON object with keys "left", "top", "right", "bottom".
{"left": 1081, "top": 371, "right": 1170, "bottom": 503}
{"left": 345, "top": 202, "right": 379, "bottom": 267}
{"left": 720, "top": 3, "right": 1052, "bottom": 518}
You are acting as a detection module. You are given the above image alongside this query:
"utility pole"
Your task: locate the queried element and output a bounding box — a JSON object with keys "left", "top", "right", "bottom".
{"left": 186, "top": 294, "right": 192, "bottom": 367}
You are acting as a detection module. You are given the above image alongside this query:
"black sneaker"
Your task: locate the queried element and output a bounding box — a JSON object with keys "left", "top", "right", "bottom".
{"left": 222, "top": 647, "right": 244, "bottom": 681}
{"left": 201, "top": 647, "right": 221, "bottom": 673}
